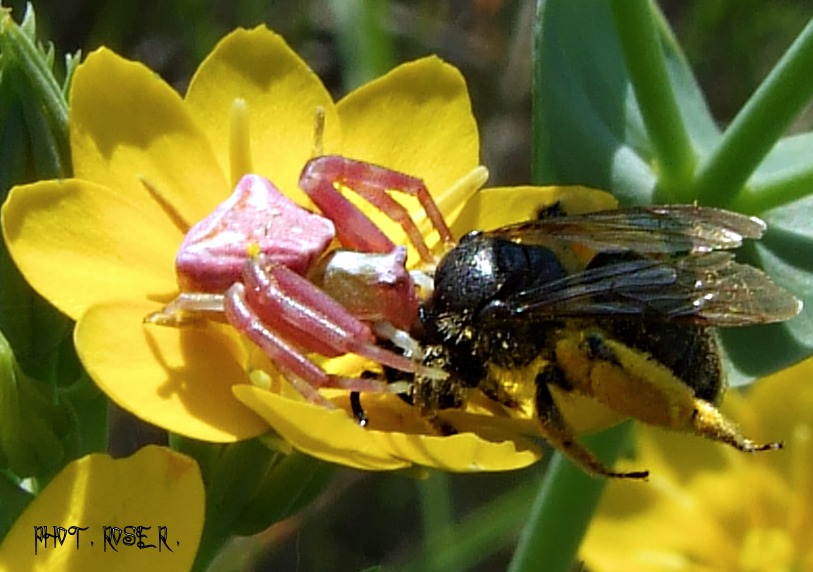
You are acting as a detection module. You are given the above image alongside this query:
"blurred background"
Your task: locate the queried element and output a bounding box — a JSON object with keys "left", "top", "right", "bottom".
{"left": 4, "top": 0, "right": 812, "bottom": 570}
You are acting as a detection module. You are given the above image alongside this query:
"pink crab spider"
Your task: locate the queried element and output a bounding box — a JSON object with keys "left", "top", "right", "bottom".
{"left": 147, "top": 155, "right": 458, "bottom": 408}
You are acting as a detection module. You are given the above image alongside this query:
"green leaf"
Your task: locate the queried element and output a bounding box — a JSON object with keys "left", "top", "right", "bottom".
{"left": 533, "top": 0, "right": 718, "bottom": 204}
{"left": 0, "top": 471, "right": 34, "bottom": 541}
{"left": 0, "top": 5, "right": 70, "bottom": 174}
{"left": 0, "top": 329, "right": 78, "bottom": 480}
{"left": 0, "top": 4, "right": 80, "bottom": 385}
{"left": 170, "top": 436, "right": 335, "bottom": 572}
{"left": 719, "top": 193, "right": 813, "bottom": 386}
{"left": 714, "top": 132, "right": 813, "bottom": 385}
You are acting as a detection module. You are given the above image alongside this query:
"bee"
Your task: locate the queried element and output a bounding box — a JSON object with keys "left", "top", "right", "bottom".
{"left": 383, "top": 202, "right": 802, "bottom": 479}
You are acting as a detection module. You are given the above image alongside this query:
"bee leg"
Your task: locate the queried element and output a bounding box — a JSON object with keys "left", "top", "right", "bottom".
{"left": 536, "top": 366, "right": 649, "bottom": 480}
{"left": 559, "top": 331, "right": 782, "bottom": 453}
{"left": 421, "top": 414, "right": 459, "bottom": 437}
{"left": 691, "top": 400, "right": 782, "bottom": 452}
{"left": 350, "top": 391, "right": 368, "bottom": 427}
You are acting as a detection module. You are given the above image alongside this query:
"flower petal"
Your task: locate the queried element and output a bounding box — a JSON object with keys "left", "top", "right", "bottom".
{"left": 376, "top": 428, "right": 541, "bottom": 472}
{"left": 449, "top": 185, "right": 619, "bottom": 235}
{"left": 749, "top": 357, "right": 813, "bottom": 439}
{"left": 0, "top": 446, "right": 203, "bottom": 572}
{"left": 76, "top": 300, "right": 267, "bottom": 442}
{"left": 338, "top": 57, "right": 479, "bottom": 194}
{"left": 185, "top": 26, "right": 341, "bottom": 204}
{"left": 71, "top": 48, "right": 229, "bottom": 228}
{"left": 234, "top": 386, "right": 412, "bottom": 470}
{"left": 235, "top": 387, "right": 541, "bottom": 471}
{"left": 2, "top": 179, "right": 181, "bottom": 319}
{"left": 737, "top": 357, "right": 813, "bottom": 482}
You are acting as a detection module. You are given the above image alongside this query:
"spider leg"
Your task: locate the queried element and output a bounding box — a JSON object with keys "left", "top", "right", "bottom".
{"left": 243, "top": 257, "right": 447, "bottom": 380}
{"left": 144, "top": 292, "right": 227, "bottom": 326}
{"left": 298, "top": 162, "right": 395, "bottom": 255}
{"left": 300, "top": 155, "right": 453, "bottom": 263}
{"left": 225, "top": 282, "right": 335, "bottom": 406}
{"left": 226, "top": 283, "right": 411, "bottom": 405}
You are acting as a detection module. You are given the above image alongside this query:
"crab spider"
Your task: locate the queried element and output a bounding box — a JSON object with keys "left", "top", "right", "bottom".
{"left": 148, "top": 155, "right": 466, "bottom": 407}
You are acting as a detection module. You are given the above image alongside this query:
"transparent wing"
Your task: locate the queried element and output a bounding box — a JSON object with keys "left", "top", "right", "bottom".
{"left": 481, "top": 251, "right": 802, "bottom": 327}
{"left": 486, "top": 205, "right": 766, "bottom": 254}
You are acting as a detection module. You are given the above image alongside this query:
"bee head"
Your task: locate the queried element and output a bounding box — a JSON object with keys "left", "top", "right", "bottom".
{"left": 430, "top": 234, "right": 565, "bottom": 319}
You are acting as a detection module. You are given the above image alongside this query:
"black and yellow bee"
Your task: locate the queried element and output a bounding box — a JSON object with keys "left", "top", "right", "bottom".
{"left": 387, "top": 202, "right": 802, "bottom": 479}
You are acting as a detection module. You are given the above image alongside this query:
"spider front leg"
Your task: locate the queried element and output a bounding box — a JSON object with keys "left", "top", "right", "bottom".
{"left": 212, "top": 255, "right": 442, "bottom": 406}
{"left": 299, "top": 155, "right": 455, "bottom": 263}
{"left": 237, "top": 256, "right": 444, "bottom": 381}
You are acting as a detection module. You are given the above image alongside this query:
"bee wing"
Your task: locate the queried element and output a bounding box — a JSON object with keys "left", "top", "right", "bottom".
{"left": 487, "top": 205, "right": 766, "bottom": 254}
{"left": 482, "top": 251, "right": 802, "bottom": 327}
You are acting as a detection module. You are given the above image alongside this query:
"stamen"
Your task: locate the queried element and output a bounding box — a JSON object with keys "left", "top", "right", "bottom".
{"left": 249, "top": 369, "right": 273, "bottom": 390}
{"left": 140, "top": 176, "right": 191, "bottom": 234}
{"left": 312, "top": 106, "right": 326, "bottom": 157}
{"left": 229, "top": 98, "right": 252, "bottom": 188}
{"left": 436, "top": 165, "right": 489, "bottom": 218}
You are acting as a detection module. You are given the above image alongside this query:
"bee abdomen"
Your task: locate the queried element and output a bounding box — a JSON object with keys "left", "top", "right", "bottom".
{"left": 603, "top": 320, "right": 723, "bottom": 404}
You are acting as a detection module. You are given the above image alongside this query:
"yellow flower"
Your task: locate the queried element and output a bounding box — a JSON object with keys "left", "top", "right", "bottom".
{"left": 580, "top": 357, "right": 813, "bottom": 572}
{"left": 1, "top": 26, "right": 614, "bottom": 472}
{"left": 0, "top": 446, "right": 204, "bottom": 572}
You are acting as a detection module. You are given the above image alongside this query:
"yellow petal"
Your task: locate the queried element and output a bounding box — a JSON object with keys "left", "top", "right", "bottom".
{"left": 71, "top": 48, "right": 229, "bottom": 228}
{"left": 375, "top": 429, "right": 541, "bottom": 472}
{"left": 234, "top": 386, "right": 412, "bottom": 470}
{"left": 0, "top": 446, "right": 203, "bottom": 572}
{"left": 2, "top": 180, "right": 181, "bottom": 319}
{"left": 450, "top": 185, "right": 619, "bottom": 235}
{"left": 338, "top": 57, "right": 478, "bottom": 194}
{"left": 235, "top": 387, "right": 541, "bottom": 472}
{"left": 735, "top": 358, "right": 813, "bottom": 483}
{"left": 76, "top": 300, "right": 267, "bottom": 442}
{"left": 185, "top": 26, "right": 341, "bottom": 204}
{"left": 748, "top": 357, "right": 813, "bottom": 439}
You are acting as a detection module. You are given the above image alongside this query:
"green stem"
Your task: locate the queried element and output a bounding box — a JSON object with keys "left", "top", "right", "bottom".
{"left": 418, "top": 471, "right": 454, "bottom": 572}
{"left": 609, "top": 0, "right": 696, "bottom": 195}
{"left": 694, "top": 15, "right": 813, "bottom": 206}
{"left": 733, "top": 163, "right": 813, "bottom": 214}
{"left": 507, "top": 423, "right": 635, "bottom": 572}
{"left": 329, "top": 0, "right": 395, "bottom": 92}
{"left": 397, "top": 479, "right": 536, "bottom": 572}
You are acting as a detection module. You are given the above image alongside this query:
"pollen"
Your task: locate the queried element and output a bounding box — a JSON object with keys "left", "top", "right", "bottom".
{"left": 246, "top": 242, "right": 261, "bottom": 258}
